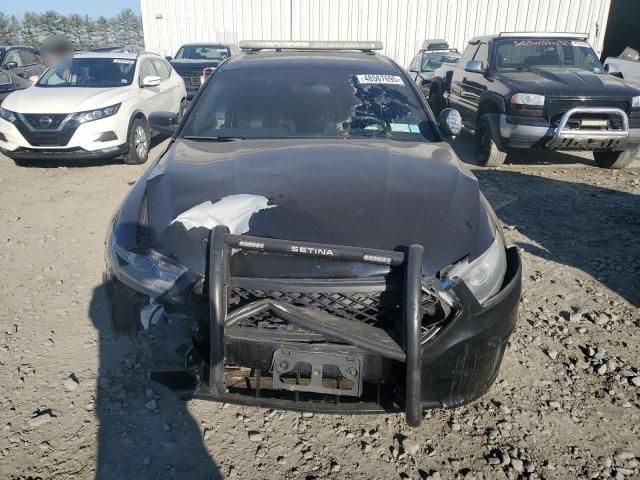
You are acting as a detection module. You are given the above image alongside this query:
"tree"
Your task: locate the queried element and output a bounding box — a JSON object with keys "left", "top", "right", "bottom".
{"left": 94, "top": 16, "right": 111, "bottom": 47}
{"left": 0, "top": 9, "right": 144, "bottom": 48}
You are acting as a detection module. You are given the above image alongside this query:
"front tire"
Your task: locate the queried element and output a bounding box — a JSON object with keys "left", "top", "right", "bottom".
{"left": 476, "top": 114, "right": 507, "bottom": 167}
{"left": 593, "top": 149, "right": 637, "bottom": 169}
{"left": 123, "top": 117, "right": 151, "bottom": 165}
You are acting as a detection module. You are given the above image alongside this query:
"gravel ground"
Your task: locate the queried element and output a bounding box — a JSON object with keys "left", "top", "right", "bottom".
{"left": 0, "top": 137, "right": 639, "bottom": 480}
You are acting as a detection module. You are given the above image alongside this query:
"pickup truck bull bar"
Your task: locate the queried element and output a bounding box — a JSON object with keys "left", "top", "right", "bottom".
{"left": 546, "top": 107, "right": 630, "bottom": 149}
{"left": 202, "top": 225, "right": 427, "bottom": 426}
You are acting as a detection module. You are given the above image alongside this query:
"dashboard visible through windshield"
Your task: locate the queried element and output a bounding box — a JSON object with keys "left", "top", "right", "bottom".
{"left": 175, "top": 45, "right": 231, "bottom": 61}
{"left": 181, "top": 64, "right": 438, "bottom": 141}
{"left": 37, "top": 57, "right": 137, "bottom": 88}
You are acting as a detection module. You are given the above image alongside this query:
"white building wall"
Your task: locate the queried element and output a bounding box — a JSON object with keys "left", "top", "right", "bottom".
{"left": 141, "top": 0, "right": 611, "bottom": 66}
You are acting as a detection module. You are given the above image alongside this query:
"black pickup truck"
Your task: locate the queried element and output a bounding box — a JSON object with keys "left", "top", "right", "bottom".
{"left": 429, "top": 33, "right": 640, "bottom": 168}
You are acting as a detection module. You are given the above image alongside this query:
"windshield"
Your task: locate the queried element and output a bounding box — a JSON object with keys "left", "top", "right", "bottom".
{"left": 175, "top": 45, "right": 230, "bottom": 61}
{"left": 37, "top": 57, "right": 136, "bottom": 87}
{"left": 421, "top": 52, "right": 460, "bottom": 72}
{"left": 495, "top": 39, "right": 603, "bottom": 73}
{"left": 181, "top": 64, "right": 437, "bottom": 141}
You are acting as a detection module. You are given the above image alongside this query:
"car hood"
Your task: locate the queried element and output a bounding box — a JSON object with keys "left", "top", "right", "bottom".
{"left": 170, "top": 59, "right": 221, "bottom": 71}
{"left": 2, "top": 85, "right": 135, "bottom": 113}
{"left": 497, "top": 67, "right": 640, "bottom": 97}
{"left": 124, "top": 139, "right": 494, "bottom": 279}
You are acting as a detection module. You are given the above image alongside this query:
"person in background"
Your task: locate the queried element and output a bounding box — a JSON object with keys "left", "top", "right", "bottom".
{"left": 37, "top": 34, "right": 74, "bottom": 84}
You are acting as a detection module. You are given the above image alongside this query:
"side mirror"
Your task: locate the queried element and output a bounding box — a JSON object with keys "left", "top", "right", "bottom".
{"left": 141, "top": 75, "right": 162, "bottom": 87}
{"left": 604, "top": 63, "right": 623, "bottom": 78}
{"left": 465, "top": 60, "right": 484, "bottom": 73}
{"left": 165, "top": 56, "right": 173, "bottom": 61}
{"left": 438, "top": 108, "right": 462, "bottom": 138}
{"left": 5, "top": 62, "right": 18, "bottom": 70}
{"left": 149, "top": 111, "right": 179, "bottom": 136}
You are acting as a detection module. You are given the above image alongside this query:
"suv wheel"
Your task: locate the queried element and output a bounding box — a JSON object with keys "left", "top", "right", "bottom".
{"left": 476, "top": 115, "right": 507, "bottom": 167}
{"left": 123, "top": 117, "right": 151, "bottom": 165}
{"left": 593, "top": 149, "right": 637, "bottom": 169}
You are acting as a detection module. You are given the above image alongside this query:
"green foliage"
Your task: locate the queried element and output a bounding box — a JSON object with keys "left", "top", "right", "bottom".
{"left": 0, "top": 9, "right": 144, "bottom": 48}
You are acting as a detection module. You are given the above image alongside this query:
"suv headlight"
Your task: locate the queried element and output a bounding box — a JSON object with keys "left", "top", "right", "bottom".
{"left": 444, "top": 234, "right": 507, "bottom": 304}
{"left": 510, "top": 93, "right": 545, "bottom": 106}
{"left": 73, "top": 103, "right": 121, "bottom": 124}
{"left": 632, "top": 96, "right": 640, "bottom": 108}
{"left": 107, "top": 234, "right": 187, "bottom": 297}
{"left": 0, "top": 107, "right": 16, "bottom": 123}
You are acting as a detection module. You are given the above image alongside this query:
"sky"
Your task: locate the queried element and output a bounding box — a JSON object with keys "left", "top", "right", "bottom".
{"left": 0, "top": 0, "right": 140, "bottom": 18}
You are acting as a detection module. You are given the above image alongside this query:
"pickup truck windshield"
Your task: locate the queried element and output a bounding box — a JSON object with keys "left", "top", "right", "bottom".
{"left": 175, "top": 45, "right": 230, "bottom": 60}
{"left": 37, "top": 57, "right": 136, "bottom": 87}
{"left": 181, "top": 65, "right": 437, "bottom": 141}
{"left": 421, "top": 53, "right": 460, "bottom": 72}
{"left": 495, "top": 39, "right": 603, "bottom": 73}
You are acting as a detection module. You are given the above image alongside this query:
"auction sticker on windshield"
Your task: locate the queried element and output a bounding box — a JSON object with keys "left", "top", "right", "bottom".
{"left": 113, "top": 59, "right": 135, "bottom": 64}
{"left": 356, "top": 74, "right": 404, "bottom": 85}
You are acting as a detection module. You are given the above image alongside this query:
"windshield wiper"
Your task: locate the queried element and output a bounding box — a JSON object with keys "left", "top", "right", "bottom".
{"left": 182, "top": 135, "right": 243, "bottom": 142}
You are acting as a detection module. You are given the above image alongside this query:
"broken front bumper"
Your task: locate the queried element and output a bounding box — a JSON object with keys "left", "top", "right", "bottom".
{"left": 152, "top": 227, "right": 522, "bottom": 427}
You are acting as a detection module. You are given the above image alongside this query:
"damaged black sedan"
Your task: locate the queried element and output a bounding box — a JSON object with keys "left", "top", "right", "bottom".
{"left": 105, "top": 41, "right": 522, "bottom": 426}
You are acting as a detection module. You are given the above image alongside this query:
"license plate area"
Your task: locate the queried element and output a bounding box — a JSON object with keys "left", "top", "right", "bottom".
{"left": 272, "top": 348, "right": 363, "bottom": 397}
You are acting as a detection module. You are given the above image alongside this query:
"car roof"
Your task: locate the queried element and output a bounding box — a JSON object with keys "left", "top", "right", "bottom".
{"left": 468, "top": 33, "right": 587, "bottom": 44}
{"left": 0, "top": 45, "right": 38, "bottom": 51}
{"left": 73, "top": 51, "right": 146, "bottom": 60}
{"left": 223, "top": 50, "right": 399, "bottom": 72}
{"left": 179, "top": 42, "right": 236, "bottom": 47}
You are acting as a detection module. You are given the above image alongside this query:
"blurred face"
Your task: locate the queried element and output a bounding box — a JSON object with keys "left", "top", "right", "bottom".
{"left": 42, "top": 49, "right": 73, "bottom": 68}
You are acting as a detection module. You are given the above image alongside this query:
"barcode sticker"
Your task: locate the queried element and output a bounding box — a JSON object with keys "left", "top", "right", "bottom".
{"left": 356, "top": 74, "right": 404, "bottom": 85}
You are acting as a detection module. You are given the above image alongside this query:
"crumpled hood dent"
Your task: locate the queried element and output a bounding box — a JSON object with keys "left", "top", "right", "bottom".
{"left": 141, "top": 139, "right": 493, "bottom": 278}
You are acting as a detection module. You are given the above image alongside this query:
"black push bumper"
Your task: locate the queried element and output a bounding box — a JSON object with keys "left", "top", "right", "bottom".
{"left": 152, "top": 227, "right": 522, "bottom": 427}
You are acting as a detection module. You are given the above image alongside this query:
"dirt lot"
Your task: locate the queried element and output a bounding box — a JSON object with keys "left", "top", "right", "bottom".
{"left": 0, "top": 138, "right": 639, "bottom": 480}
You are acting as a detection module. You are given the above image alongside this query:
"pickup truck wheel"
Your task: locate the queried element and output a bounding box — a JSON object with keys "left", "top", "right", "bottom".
{"left": 123, "top": 117, "right": 151, "bottom": 165}
{"left": 593, "top": 149, "right": 637, "bottom": 169}
{"left": 476, "top": 115, "right": 507, "bottom": 167}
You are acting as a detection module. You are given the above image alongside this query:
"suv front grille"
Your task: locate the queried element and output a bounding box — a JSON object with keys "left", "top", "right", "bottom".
{"left": 177, "top": 70, "right": 202, "bottom": 89}
{"left": 546, "top": 98, "right": 629, "bottom": 123}
{"left": 14, "top": 114, "right": 79, "bottom": 146}
{"left": 21, "top": 113, "right": 69, "bottom": 130}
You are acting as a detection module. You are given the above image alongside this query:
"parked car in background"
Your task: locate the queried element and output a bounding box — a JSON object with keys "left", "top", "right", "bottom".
{"left": 0, "top": 67, "right": 32, "bottom": 104}
{"left": 0, "top": 51, "right": 186, "bottom": 164}
{"left": 429, "top": 33, "right": 640, "bottom": 168}
{"left": 105, "top": 40, "right": 521, "bottom": 427}
{"left": 167, "top": 43, "right": 239, "bottom": 99}
{"left": 408, "top": 39, "right": 460, "bottom": 98}
{"left": 604, "top": 46, "right": 640, "bottom": 85}
{"left": 0, "top": 45, "right": 48, "bottom": 82}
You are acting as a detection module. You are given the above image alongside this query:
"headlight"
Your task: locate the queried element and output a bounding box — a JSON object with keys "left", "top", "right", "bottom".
{"left": 510, "top": 93, "right": 545, "bottom": 106}
{"left": 107, "top": 234, "right": 187, "bottom": 297}
{"left": 632, "top": 96, "right": 640, "bottom": 108}
{"left": 73, "top": 103, "right": 121, "bottom": 124}
{"left": 444, "top": 234, "right": 507, "bottom": 304}
{"left": 0, "top": 107, "right": 16, "bottom": 123}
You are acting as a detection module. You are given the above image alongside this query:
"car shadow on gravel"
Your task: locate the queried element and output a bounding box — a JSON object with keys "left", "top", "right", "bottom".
{"left": 472, "top": 169, "right": 640, "bottom": 306}
{"left": 10, "top": 135, "right": 169, "bottom": 169}
{"left": 89, "top": 280, "right": 222, "bottom": 479}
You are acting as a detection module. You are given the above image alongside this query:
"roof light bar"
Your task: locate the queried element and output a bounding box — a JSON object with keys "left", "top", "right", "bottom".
{"left": 239, "top": 40, "right": 383, "bottom": 52}
{"left": 499, "top": 32, "right": 588, "bottom": 40}
{"left": 421, "top": 39, "right": 450, "bottom": 51}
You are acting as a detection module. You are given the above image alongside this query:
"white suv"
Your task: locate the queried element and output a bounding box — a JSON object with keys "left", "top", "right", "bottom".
{"left": 0, "top": 51, "right": 186, "bottom": 164}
